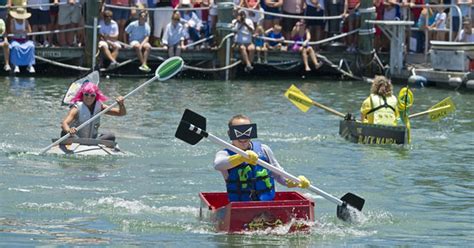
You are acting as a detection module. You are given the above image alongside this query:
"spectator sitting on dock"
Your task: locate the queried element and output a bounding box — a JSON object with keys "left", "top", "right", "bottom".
{"left": 213, "top": 114, "right": 311, "bottom": 202}
{"left": 360, "top": 75, "right": 399, "bottom": 126}
{"left": 125, "top": 10, "right": 152, "bottom": 72}
{"left": 265, "top": 23, "right": 286, "bottom": 51}
{"left": 0, "top": 19, "right": 10, "bottom": 72}
{"left": 253, "top": 25, "right": 267, "bottom": 63}
{"left": 290, "top": 21, "right": 322, "bottom": 72}
{"left": 105, "top": 0, "right": 131, "bottom": 42}
{"left": 456, "top": 19, "right": 474, "bottom": 42}
{"left": 99, "top": 10, "right": 121, "bottom": 69}
{"left": 232, "top": 9, "right": 255, "bottom": 72}
{"left": 162, "top": 11, "right": 187, "bottom": 57}
{"left": 9, "top": 7, "right": 36, "bottom": 73}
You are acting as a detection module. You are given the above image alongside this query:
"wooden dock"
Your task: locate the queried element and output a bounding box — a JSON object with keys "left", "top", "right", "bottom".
{"left": 0, "top": 44, "right": 472, "bottom": 91}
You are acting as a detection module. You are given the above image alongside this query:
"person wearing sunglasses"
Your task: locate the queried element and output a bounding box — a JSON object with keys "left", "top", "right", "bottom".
{"left": 213, "top": 114, "right": 311, "bottom": 202}
{"left": 61, "top": 82, "right": 126, "bottom": 141}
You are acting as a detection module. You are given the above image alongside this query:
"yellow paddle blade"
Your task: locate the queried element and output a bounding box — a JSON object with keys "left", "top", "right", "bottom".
{"left": 428, "top": 97, "right": 456, "bottom": 122}
{"left": 284, "top": 85, "right": 313, "bottom": 112}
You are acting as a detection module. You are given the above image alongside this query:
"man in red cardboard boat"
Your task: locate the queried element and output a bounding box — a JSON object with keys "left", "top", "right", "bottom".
{"left": 214, "top": 114, "right": 311, "bottom": 202}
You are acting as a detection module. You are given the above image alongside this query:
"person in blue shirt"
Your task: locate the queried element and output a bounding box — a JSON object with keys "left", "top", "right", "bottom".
{"left": 125, "top": 11, "right": 152, "bottom": 72}
{"left": 214, "top": 114, "right": 311, "bottom": 202}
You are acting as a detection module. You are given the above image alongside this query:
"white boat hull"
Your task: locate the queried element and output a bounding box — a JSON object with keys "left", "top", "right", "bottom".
{"left": 46, "top": 138, "right": 126, "bottom": 156}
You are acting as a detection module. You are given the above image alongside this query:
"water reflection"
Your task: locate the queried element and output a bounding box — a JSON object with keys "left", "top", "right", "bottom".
{"left": 9, "top": 77, "right": 36, "bottom": 96}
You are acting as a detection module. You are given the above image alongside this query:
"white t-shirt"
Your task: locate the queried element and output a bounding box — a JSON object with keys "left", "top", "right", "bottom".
{"left": 99, "top": 20, "right": 119, "bottom": 37}
{"left": 457, "top": 29, "right": 474, "bottom": 42}
{"left": 232, "top": 17, "right": 254, "bottom": 44}
{"left": 434, "top": 12, "right": 447, "bottom": 29}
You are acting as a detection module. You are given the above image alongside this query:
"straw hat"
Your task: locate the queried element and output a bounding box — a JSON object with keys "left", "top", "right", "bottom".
{"left": 0, "top": 20, "right": 5, "bottom": 36}
{"left": 9, "top": 7, "right": 31, "bottom": 20}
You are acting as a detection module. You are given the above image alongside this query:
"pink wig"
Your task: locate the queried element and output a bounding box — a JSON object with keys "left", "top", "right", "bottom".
{"left": 70, "top": 81, "right": 108, "bottom": 103}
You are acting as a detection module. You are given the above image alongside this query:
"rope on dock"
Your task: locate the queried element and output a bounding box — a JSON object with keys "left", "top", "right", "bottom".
{"left": 185, "top": 60, "right": 242, "bottom": 72}
{"left": 35, "top": 56, "right": 91, "bottom": 71}
{"left": 35, "top": 54, "right": 136, "bottom": 72}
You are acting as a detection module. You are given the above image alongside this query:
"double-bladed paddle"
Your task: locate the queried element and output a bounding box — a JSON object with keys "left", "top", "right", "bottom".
{"left": 174, "top": 109, "right": 365, "bottom": 222}
{"left": 409, "top": 97, "right": 456, "bottom": 121}
{"left": 284, "top": 84, "right": 346, "bottom": 118}
{"left": 40, "top": 56, "right": 184, "bottom": 155}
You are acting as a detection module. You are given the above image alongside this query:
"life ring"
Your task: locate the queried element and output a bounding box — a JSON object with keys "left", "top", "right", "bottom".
{"left": 397, "top": 87, "right": 414, "bottom": 110}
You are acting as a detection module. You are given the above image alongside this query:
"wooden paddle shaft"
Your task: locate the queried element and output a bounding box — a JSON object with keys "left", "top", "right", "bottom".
{"left": 206, "top": 133, "right": 345, "bottom": 206}
{"left": 409, "top": 105, "right": 451, "bottom": 118}
{"left": 311, "top": 101, "right": 346, "bottom": 118}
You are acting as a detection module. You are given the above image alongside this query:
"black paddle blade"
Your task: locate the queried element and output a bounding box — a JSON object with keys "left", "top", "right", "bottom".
{"left": 175, "top": 109, "right": 207, "bottom": 145}
{"left": 336, "top": 193, "right": 365, "bottom": 221}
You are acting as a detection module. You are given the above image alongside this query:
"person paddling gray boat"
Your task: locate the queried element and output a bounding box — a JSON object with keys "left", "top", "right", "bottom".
{"left": 61, "top": 81, "right": 126, "bottom": 141}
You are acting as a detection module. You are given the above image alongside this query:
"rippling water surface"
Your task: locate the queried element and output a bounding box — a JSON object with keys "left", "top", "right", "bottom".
{"left": 0, "top": 75, "right": 472, "bottom": 246}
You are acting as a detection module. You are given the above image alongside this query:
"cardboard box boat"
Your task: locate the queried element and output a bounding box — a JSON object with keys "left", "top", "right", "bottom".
{"left": 339, "top": 120, "right": 407, "bottom": 145}
{"left": 199, "top": 191, "right": 315, "bottom": 233}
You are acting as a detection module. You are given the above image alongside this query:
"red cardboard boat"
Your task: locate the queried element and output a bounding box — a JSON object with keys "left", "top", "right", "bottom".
{"left": 199, "top": 191, "right": 315, "bottom": 233}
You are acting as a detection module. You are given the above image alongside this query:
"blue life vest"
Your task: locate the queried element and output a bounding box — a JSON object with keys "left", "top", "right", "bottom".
{"left": 225, "top": 141, "right": 276, "bottom": 202}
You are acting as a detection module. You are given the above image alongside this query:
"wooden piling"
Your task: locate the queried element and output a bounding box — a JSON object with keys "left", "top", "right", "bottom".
{"left": 215, "top": 0, "right": 235, "bottom": 80}
{"left": 85, "top": 0, "right": 101, "bottom": 68}
{"left": 357, "top": 0, "right": 376, "bottom": 76}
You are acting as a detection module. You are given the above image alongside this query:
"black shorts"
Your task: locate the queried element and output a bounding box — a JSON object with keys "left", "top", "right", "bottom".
{"left": 282, "top": 11, "right": 303, "bottom": 34}
{"left": 29, "top": 9, "right": 51, "bottom": 25}
{"left": 305, "top": 6, "right": 325, "bottom": 27}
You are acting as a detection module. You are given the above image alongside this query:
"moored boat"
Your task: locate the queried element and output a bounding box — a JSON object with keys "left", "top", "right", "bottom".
{"left": 339, "top": 120, "right": 407, "bottom": 145}
{"left": 199, "top": 191, "right": 315, "bottom": 233}
{"left": 46, "top": 138, "right": 126, "bottom": 156}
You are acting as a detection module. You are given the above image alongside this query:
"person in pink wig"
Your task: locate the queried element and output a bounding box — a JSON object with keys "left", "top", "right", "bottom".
{"left": 61, "top": 81, "right": 126, "bottom": 141}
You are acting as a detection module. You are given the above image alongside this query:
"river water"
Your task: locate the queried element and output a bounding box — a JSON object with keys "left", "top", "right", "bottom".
{"left": 0, "top": 75, "right": 472, "bottom": 246}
